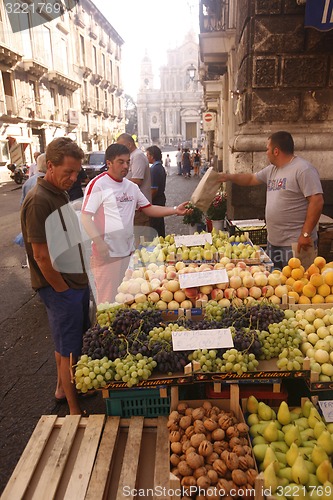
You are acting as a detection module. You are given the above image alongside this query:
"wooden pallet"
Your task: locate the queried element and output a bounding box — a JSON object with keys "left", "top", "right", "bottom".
{"left": 1, "top": 415, "right": 179, "bottom": 500}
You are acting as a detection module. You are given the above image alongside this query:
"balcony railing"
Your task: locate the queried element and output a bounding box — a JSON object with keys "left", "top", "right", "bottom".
{"left": 199, "top": 0, "right": 235, "bottom": 32}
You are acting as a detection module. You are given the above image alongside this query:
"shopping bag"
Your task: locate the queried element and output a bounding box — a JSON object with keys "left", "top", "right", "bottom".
{"left": 190, "top": 167, "right": 222, "bottom": 212}
{"left": 14, "top": 232, "right": 25, "bottom": 247}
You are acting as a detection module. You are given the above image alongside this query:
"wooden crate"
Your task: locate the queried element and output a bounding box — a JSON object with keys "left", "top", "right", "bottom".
{"left": 1, "top": 414, "right": 179, "bottom": 500}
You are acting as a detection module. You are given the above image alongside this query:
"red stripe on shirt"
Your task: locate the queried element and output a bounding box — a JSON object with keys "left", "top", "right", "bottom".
{"left": 81, "top": 171, "right": 109, "bottom": 213}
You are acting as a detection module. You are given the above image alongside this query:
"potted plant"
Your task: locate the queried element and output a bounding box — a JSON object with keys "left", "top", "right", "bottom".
{"left": 182, "top": 203, "right": 205, "bottom": 234}
{"left": 206, "top": 190, "right": 227, "bottom": 231}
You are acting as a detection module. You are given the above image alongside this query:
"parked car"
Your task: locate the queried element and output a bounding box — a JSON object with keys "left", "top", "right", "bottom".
{"left": 82, "top": 151, "right": 106, "bottom": 179}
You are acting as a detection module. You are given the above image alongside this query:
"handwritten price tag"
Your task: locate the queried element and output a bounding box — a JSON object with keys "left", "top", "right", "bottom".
{"left": 318, "top": 401, "right": 333, "bottom": 422}
{"left": 172, "top": 329, "right": 234, "bottom": 351}
{"left": 174, "top": 233, "right": 212, "bottom": 247}
{"left": 178, "top": 269, "right": 228, "bottom": 289}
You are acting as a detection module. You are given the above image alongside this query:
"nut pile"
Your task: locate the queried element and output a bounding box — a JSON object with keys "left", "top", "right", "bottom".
{"left": 168, "top": 401, "right": 257, "bottom": 499}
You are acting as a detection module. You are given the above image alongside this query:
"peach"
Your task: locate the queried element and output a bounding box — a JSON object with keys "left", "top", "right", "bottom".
{"left": 147, "top": 291, "right": 159, "bottom": 303}
{"left": 135, "top": 293, "right": 147, "bottom": 303}
{"left": 309, "top": 273, "right": 324, "bottom": 288}
{"left": 317, "top": 283, "right": 331, "bottom": 297}
{"left": 312, "top": 294, "right": 325, "bottom": 304}
{"left": 268, "top": 274, "right": 281, "bottom": 287}
{"left": 175, "top": 261, "right": 186, "bottom": 271}
{"left": 211, "top": 288, "right": 224, "bottom": 301}
{"left": 291, "top": 267, "right": 304, "bottom": 280}
{"left": 298, "top": 295, "right": 311, "bottom": 304}
{"left": 306, "top": 264, "right": 320, "bottom": 276}
{"left": 173, "top": 290, "right": 186, "bottom": 303}
{"left": 180, "top": 300, "right": 193, "bottom": 309}
{"left": 156, "top": 300, "right": 168, "bottom": 310}
{"left": 242, "top": 275, "right": 255, "bottom": 288}
{"left": 229, "top": 276, "right": 242, "bottom": 289}
{"left": 184, "top": 287, "right": 199, "bottom": 299}
{"left": 288, "top": 257, "right": 301, "bottom": 269}
{"left": 166, "top": 271, "right": 177, "bottom": 280}
{"left": 224, "top": 288, "right": 236, "bottom": 299}
{"left": 218, "top": 298, "right": 231, "bottom": 307}
{"left": 168, "top": 300, "right": 180, "bottom": 310}
{"left": 288, "top": 291, "right": 300, "bottom": 302}
{"left": 216, "top": 282, "right": 228, "bottom": 290}
{"left": 200, "top": 285, "right": 213, "bottom": 294}
{"left": 282, "top": 266, "right": 292, "bottom": 277}
{"left": 236, "top": 287, "right": 249, "bottom": 299}
{"left": 165, "top": 280, "right": 180, "bottom": 293}
{"left": 314, "top": 256, "right": 326, "bottom": 269}
{"left": 269, "top": 295, "right": 281, "bottom": 304}
{"left": 261, "top": 285, "right": 274, "bottom": 297}
{"left": 160, "top": 290, "right": 173, "bottom": 302}
{"left": 249, "top": 286, "right": 262, "bottom": 299}
{"left": 302, "top": 283, "right": 317, "bottom": 298}
{"left": 285, "top": 277, "right": 295, "bottom": 287}
{"left": 280, "top": 274, "right": 288, "bottom": 285}
{"left": 293, "top": 280, "right": 304, "bottom": 294}
{"left": 274, "top": 285, "right": 289, "bottom": 298}
{"left": 232, "top": 297, "right": 243, "bottom": 307}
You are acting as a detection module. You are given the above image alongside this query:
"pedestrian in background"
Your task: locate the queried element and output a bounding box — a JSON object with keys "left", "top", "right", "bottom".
{"left": 28, "top": 151, "right": 41, "bottom": 177}
{"left": 176, "top": 147, "right": 182, "bottom": 176}
{"left": 182, "top": 148, "right": 192, "bottom": 179}
{"left": 68, "top": 167, "right": 88, "bottom": 203}
{"left": 164, "top": 154, "right": 171, "bottom": 176}
{"left": 21, "top": 137, "right": 90, "bottom": 415}
{"left": 147, "top": 145, "right": 166, "bottom": 237}
{"left": 219, "top": 131, "right": 323, "bottom": 269}
{"left": 117, "top": 133, "right": 151, "bottom": 228}
{"left": 192, "top": 149, "right": 201, "bottom": 177}
{"left": 21, "top": 153, "right": 47, "bottom": 205}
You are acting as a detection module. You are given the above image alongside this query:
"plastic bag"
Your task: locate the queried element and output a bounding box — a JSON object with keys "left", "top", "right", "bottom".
{"left": 14, "top": 232, "right": 25, "bottom": 247}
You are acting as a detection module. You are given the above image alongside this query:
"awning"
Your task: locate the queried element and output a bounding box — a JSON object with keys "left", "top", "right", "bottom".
{"left": 305, "top": 0, "right": 333, "bottom": 32}
{"left": 7, "top": 136, "right": 33, "bottom": 144}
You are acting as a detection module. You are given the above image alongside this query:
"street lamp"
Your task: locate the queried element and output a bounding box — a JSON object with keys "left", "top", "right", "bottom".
{"left": 187, "top": 64, "right": 196, "bottom": 81}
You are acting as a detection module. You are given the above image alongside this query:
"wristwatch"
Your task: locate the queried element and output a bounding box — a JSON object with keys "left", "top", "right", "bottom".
{"left": 302, "top": 232, "right": 310, "bottom": 238}
{"left": 173, "top": 205, "right": 177, "bottom": 212}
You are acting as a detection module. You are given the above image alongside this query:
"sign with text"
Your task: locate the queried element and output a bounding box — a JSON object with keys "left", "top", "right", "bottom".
{"left": 179, "top": 269, "right": 228, "bottom": 289}
{"left": 172, "top": 329, "right": 233, "bottom": 351}
{"left": 175, "top": 233, "right": 212, "bottom": 248}
{"left": 203, "top": 112, "right": 216, "bottom": 131}
{"left": 318, "top": 401, "right": 333, "bottom": 422}
{"left": 305, "top": 0, "right": 333, "bottom": 32}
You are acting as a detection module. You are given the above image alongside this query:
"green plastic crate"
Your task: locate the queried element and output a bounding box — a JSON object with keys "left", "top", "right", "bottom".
{"left": 105, "top": 388, "right": 170, "bottom": 417}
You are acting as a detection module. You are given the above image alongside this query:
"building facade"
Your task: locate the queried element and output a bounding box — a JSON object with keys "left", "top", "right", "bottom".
{"left": 137, "top": 32, "right": 204, "bottom": 148}
{"left": 0, "top": 0, "right": 124, "bottom": 169}
{"left": 198, "top": 0, "right": 333, "bottom": 218}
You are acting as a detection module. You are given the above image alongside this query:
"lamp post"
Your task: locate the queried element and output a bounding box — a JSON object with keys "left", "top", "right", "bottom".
{"left": 187, "top": 64, "right": 196, "bottom": 81}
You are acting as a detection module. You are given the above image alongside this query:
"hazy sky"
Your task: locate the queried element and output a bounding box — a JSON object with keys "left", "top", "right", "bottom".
{"left": 92, "top": 0, "right": 199, "bottom": 98}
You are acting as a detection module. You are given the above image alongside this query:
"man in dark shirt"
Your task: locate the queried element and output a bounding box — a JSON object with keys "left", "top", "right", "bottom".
{"left": 21, "top": 137, "right": 90, "bottom": 415}
{"left": 146, "top": 145, "right": 166, "bottom": 237}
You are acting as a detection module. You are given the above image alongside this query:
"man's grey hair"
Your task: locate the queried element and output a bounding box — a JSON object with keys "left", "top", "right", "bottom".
{"left": 37, "top": 153, "right": 47, "bottom": 173}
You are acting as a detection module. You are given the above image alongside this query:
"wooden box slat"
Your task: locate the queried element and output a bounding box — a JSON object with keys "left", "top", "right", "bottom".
{"left": 116, "top": 416, "right": 144, "bottom": 500}
{"left": 154, "top": 416, "right": 169, "bottom": 500}
{"left": 1, "top": 415, "right": 58, "bottom": 500}
{"left": 64, "top": 415, "right": 105, "bottom": 500}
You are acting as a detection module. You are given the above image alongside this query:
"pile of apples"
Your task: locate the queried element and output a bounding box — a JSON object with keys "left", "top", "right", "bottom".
{"left": 114, "top": 260, "right": 287, "bottom": 310}
{"left": 247, "top": 396, "right": 333, "bottom": 499}
{"left": 286, "top": 307, "right": 333, "bottom": 381}
{"left": 276, "top": 256, "right": 333, "bottom": 304}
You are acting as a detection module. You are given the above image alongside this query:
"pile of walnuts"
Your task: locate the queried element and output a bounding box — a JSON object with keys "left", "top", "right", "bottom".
{"left": 168, "top": 401, "right": 257, "bottom": 499}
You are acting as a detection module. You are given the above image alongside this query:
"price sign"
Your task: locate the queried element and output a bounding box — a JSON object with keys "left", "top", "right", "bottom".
{"left": 179, "top": 269, "right": 228, "bottom": 289}
{"left": 172, "top": 329, "right": 233, "bottom": 351}
{"left": 174, "top": 233, "right": 212, "bottom": 248}
{"left": 318, "top": 401, "right": 333, "bottom": 422}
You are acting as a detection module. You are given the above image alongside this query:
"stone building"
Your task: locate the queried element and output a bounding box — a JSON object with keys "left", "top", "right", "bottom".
{"left": 0, "top": 0, "right": 124, "bottom": 168}
{"left": 137, "top": 32, "right": 204, "bottom": 148}
{"left": 198, "top": 0, "right": 333, "bottom": 218}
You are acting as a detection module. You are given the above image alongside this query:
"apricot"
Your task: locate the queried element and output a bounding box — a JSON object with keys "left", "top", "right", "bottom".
{"left": 282, "top": 266, "right": 292, "bottom": 277}
{"left": 311, "top": 294, "right": 325, "bottom": 304}
{"left": 309, "top": 273, "right": 324, "bottom": 288}
{"left": 285, "top": 277, "right": 295, "bottom": 287}
{"left": 302, "top": 283, "right": 317, "bottom": 298}
{"left": 325, "top": 295, "right": 333, "bottom": 303}
{"left": 323, "top": 271, "right": 333, "bottom": 286}
{"left": 288, "top": 257, "right": 301, "bottom": 269}
{"left": 293, "top": 280, "right": 304, "bottom": 294}
{"left": 298, "top": 295, "right": 311, "bottom": 304}
{"left": 314, "top": 256, "right": 326, "bottom": 269}
{"left": 288, "top": 291, "right": 300, "bottom": 302}
{"left": 307, "top": 264, "right": 320, "bottom": 276}
{"left": 317, "top": 284, "right": 331, "bottom": 297}
{"left": 291, "top": 268, "right": 304, "bottom": 280}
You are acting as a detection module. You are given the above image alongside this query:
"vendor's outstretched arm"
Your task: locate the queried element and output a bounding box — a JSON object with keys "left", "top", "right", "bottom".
{"left": 218, "top": 172, "right": 262, "bottom": 186}
{"left": 143, "top": 201, "right": 191, "bottom": 218}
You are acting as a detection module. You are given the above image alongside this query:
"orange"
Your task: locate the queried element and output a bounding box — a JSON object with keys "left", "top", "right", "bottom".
{"left": 302, "top": 283, "right": 317, "bottom": 298}
{"left": 317, "top": 283, "right": 331, "bottom": 297}
{"left": 314, "top": 256, "right": 326, "bottom": 269}
{"left": 288, "top": 257, "right": 301, "bottom": 269}
{"left": 282, "top": 266, "right": 292, "bottom": 277}
{"left": 291, "top": 268, "right": 304, "bottom": 280}
{"left": 298, "top": 295, "right": 311, "bottom": 304}
{"left": 309, "top": 273, "right": 324, "bottom": 288}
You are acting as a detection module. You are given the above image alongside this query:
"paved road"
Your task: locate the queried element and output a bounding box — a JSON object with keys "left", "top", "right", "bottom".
{"left": 0, "top": 167, "right": 200, "bottom": 493}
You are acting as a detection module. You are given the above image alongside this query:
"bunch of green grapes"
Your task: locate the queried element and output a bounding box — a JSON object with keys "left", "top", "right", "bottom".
{"left": 75, "top": 355, "right": 114, "bottom": 392}
{"left": 188, "top": 348, "right": 223, "bottom": 372}
{"left": 96, "top": 302, "right": 127, "bottom": 327}
{"left": 113, "top": 353, "right": 157, "bottom": 387}
{"left": 258, "top": 318, "right": 302, "bottom": 360}
{"left": 148, "top": 322, "right": 186, "bottom": 341}
{"left": 220, "top": 348, "right": 259, "bottom": 375}
{"left": 276, "top": 347, "right": 304, "bottom": 371}
{"left": 131, "top": 301, "right": 157, "bottom": 312}
{"left": 205, "top": 301, "right": 224, "bottom": 321}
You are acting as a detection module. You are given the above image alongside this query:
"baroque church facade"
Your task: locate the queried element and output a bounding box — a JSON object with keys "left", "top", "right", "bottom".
{"left": 137, "top": 32, "right": 204, "bottom": 148}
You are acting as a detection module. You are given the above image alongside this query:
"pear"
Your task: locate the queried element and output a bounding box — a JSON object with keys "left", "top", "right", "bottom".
{"left": 298, "top": 447, "right": 315, "bottom": 460}
{"left": 317, "top": 430, "right": 333, "bottom": 455}
{"left": 311, "top": 445, "right": 329, "bottom": 467}
{"left": 276, "top": 451, "right": 287, "bottom": 465}
{"left": 258, "top": 401, "right": 273, "bottom": 421}
{"left": 301, "top": 440, "right": 315, "bottom": 448}
{"left": 304, "top": 461, "right": 316, "bottom": 474}
{"left": 291, "top": 455, "right": 309, "bottom": 485}
{"left": 263, "top": 421, "right": 279, "bottom": 443}
{"left": 277, "top": 467, "right": 292, "bottom": 481}
{"left": 292, "top": 406, "right": 303, "bottom": 416}
{"left": 327, "top": 423, "right": 333, "bottom": 433}
{"left": 289, "top": 411, "right": 300, "bottom": 421}
{"left": 271, "top": 441, "right": 289, "bottom": 453}
{"left": 252, "top": 435, "right": 268, "bottom": 445}
{"left": 300, "top": 428, "right": 315, "bottom": 441}
{"left": 247, "top": 413, "right": 259, "bottom": 426}
{"left": 284, "top": 424, "right": 302, "bottom": 447}
{"left": 286, "top": 442, "right": 299, "bottom": 466}
{"left": 294, "top": 417, "right": 309, "bottom": 429}
{"left": 263, "top": 446, "right": 280, "bottom": 473}
{"left": 316, "top": 460, "right": 333, "bottom": 484}
{"left": 282, "top": 423, "right": 295, "bottom": 434}
{"left": 314, "top": 421, "right": 327, "bottom": 439}
{"left": 264, "top": 462, "right": 278, "bottom": 493}
{"left": 277, "top": 401, "right": 292, "bottom": 425}
{"left": 249, "top": 422, "right": 267, "bottom": 438}
{"left": 308, "top": 407, "right": 322, "bottom": 429}
{"left": 302, "top": 400, "right": 314, "bottom": 418}
{"left": 253, "top": 443, "right": 269, "bottom": 462}
{"left": 306, "top": 473, "right": 321, "bottom": 488}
